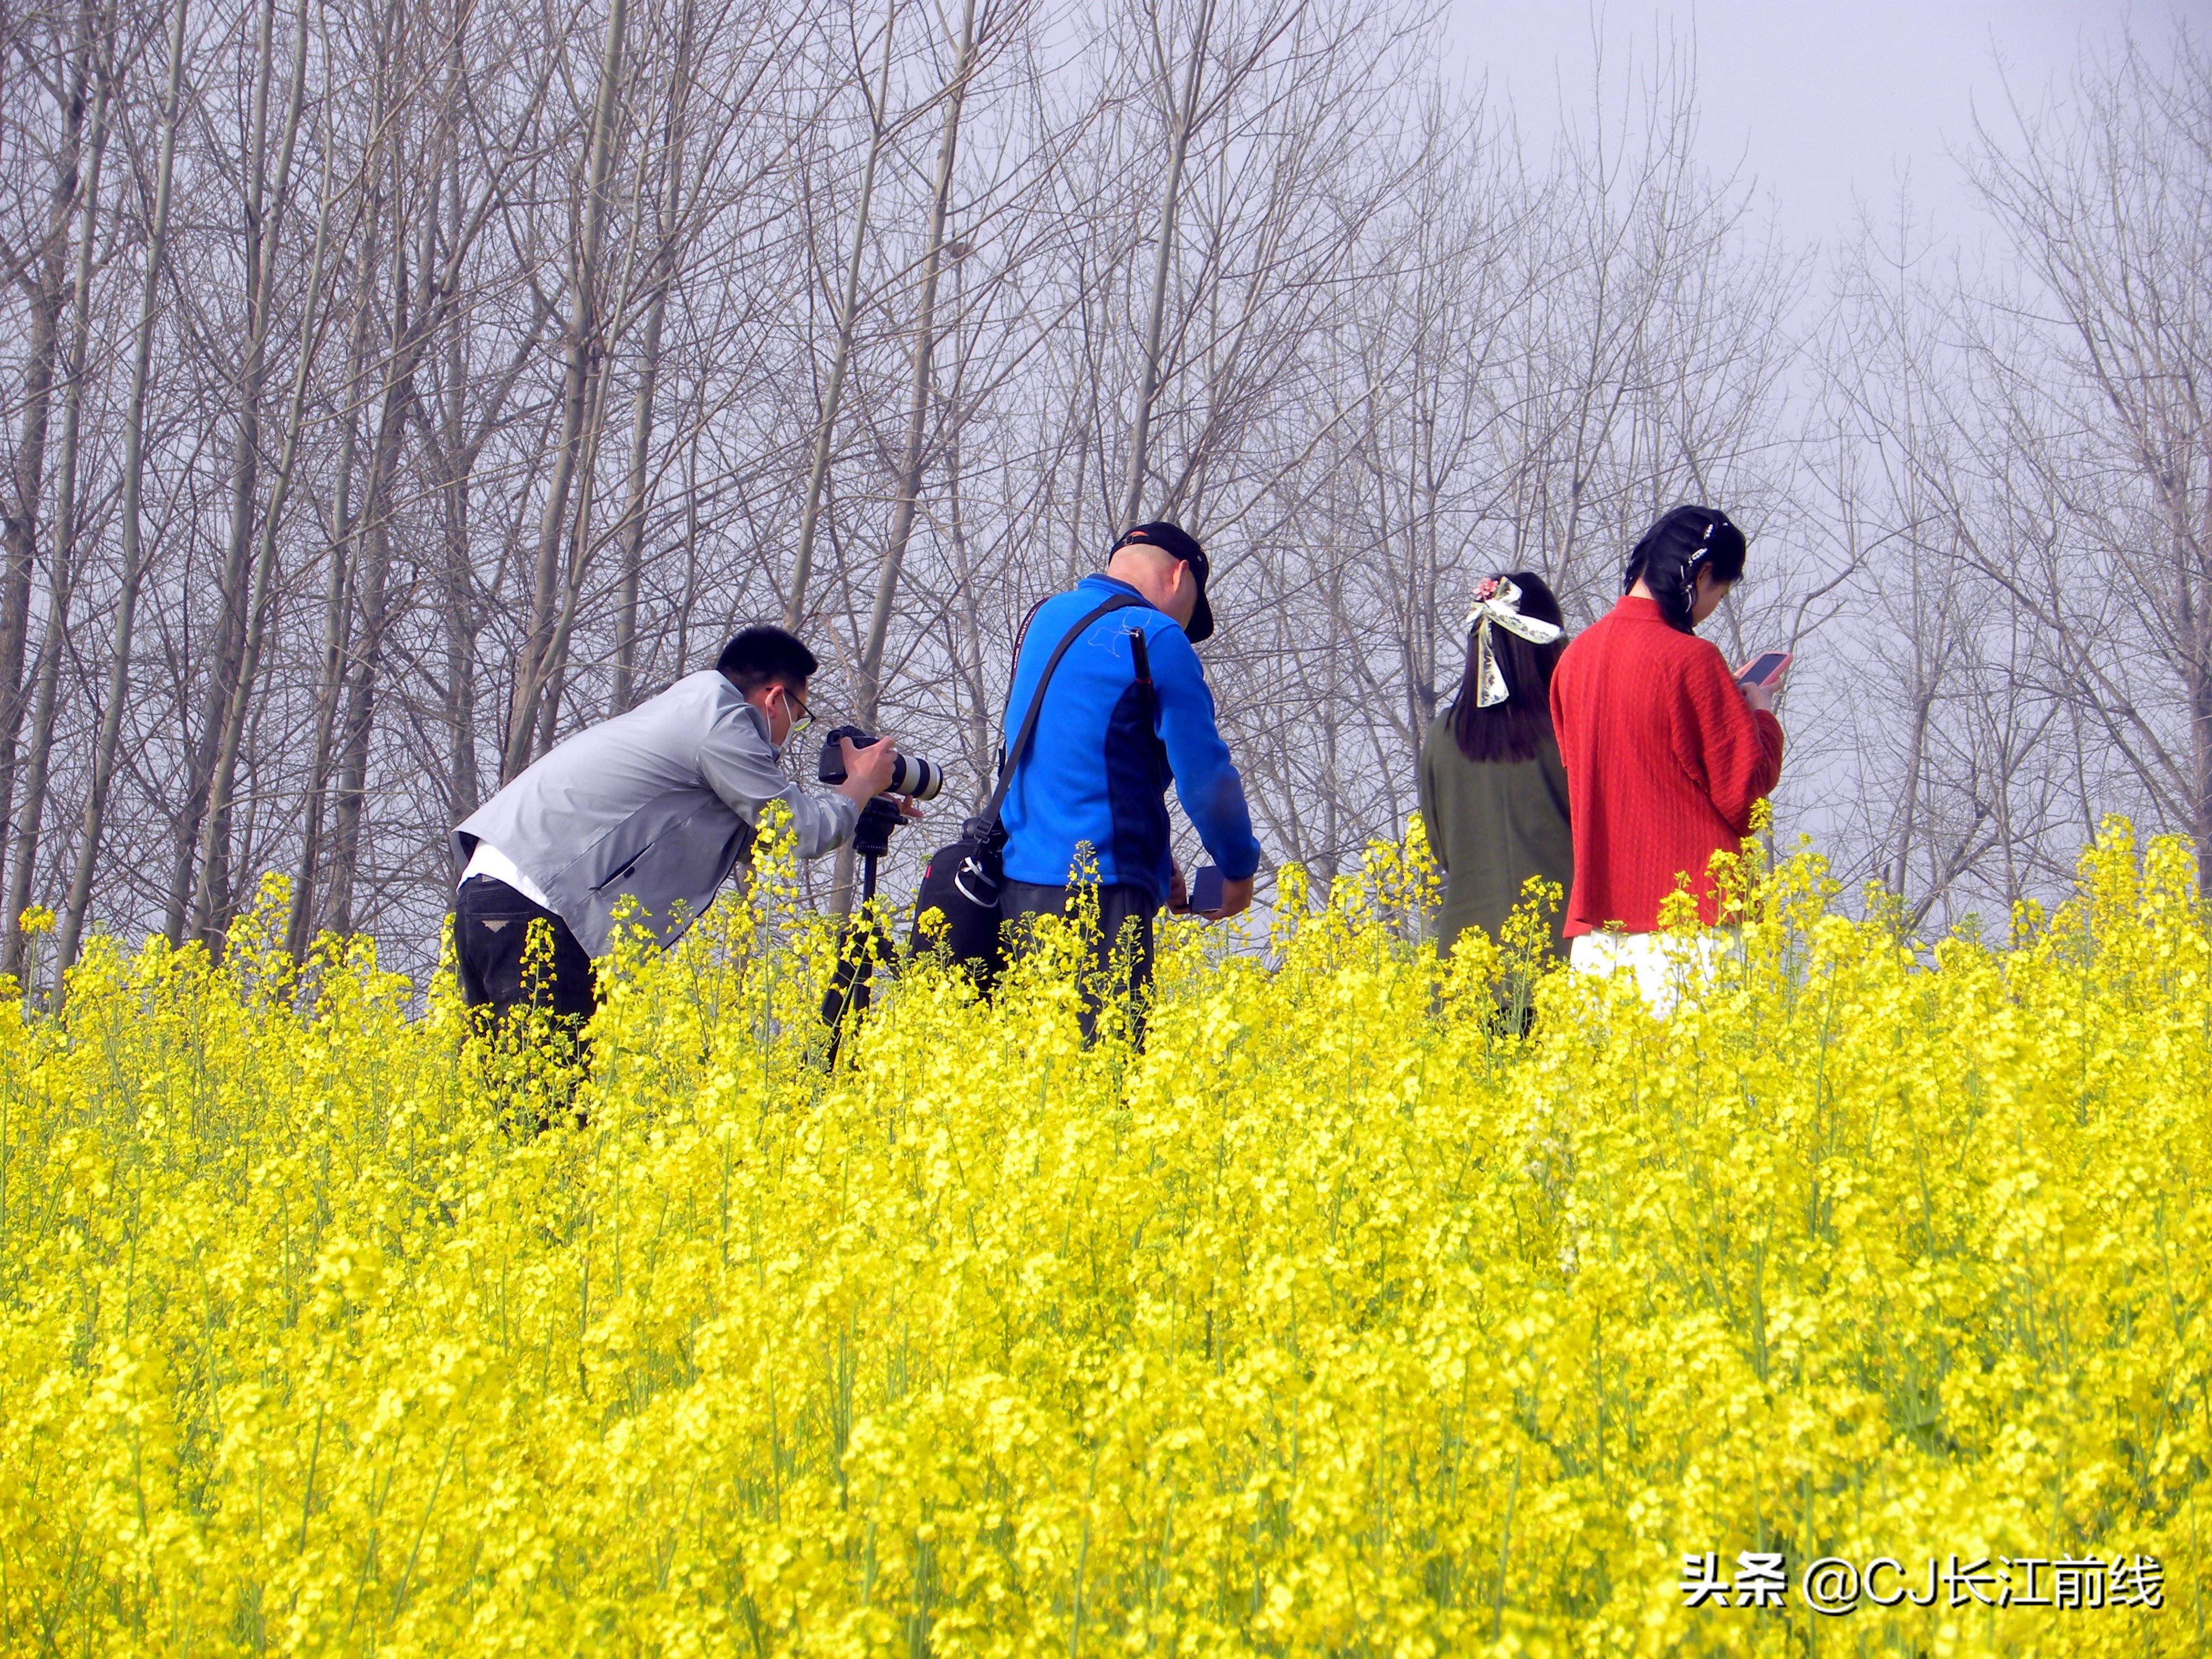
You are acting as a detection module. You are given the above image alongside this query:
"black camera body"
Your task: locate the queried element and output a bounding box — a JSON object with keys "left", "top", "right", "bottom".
{"left": 816, "top": 723, "right": 943, "bottom": 801}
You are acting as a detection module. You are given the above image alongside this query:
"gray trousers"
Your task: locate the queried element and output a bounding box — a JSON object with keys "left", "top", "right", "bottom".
{"left": 1001, "top": 879, "right": 1158, "bottom": 1039}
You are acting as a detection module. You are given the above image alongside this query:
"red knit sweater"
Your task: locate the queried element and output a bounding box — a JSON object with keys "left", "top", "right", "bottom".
{"left": 1548, "top": 595, "right": 1785, "bottom": 936}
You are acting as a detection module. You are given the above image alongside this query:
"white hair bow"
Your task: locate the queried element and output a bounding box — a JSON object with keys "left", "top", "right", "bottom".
{"left": 1462, "top": 576, "right": 1563, "bottom": 707}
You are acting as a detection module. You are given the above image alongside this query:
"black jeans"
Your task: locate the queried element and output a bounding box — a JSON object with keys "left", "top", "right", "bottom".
{"left": 1002, "top": 878, "right": 1158, "bottom": 1041}
{"left": 452, "top": 875, "right": 598, "bottom": 1028}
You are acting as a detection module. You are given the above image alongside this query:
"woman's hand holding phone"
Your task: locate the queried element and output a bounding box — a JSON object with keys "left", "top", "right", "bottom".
{"left": 1736, "top": 650, "right": 1790, "bottom": 713}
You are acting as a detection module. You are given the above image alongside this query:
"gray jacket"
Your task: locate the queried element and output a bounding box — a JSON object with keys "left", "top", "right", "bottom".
{"left": 451, "top": 669, "right": 856, "bottom": 956}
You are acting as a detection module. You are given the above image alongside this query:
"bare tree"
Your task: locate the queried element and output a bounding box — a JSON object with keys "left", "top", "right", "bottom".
{"left": 11, "top": 0, "right": 2184, "bottom": 993}
{"left": 783, "top": 0, "right": 898, "bottom": 634}
{"left": 1, "top": 10, "right": 112, "bottom": 980}
{"left": 1965, "top": 34, "right": 2212, "bottom": 885}
{"left": 161, "top": 0, "right": 316, "bottom": 941}
{"left": 1117, "top": 0, "right": 1215, "bottom": 531}
{"left": 1814, "top": 30, "right": 2212, "bottom": 916}
{"left": 55, "top": 0, "right": 189, "bottom": 988}
{"left": 0, "top": 1, "right": 99, "bottom": 895}
{"left": 503, "top": 0, "right": 629, "bottom": 781}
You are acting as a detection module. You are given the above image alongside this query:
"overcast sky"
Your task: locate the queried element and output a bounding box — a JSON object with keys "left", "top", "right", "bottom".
{"left": 1441, "top": 0, "right": 2187, "bottom": 262}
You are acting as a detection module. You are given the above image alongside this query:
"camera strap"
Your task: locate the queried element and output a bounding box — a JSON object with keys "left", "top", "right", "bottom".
{"left": 1125, "top": 624, "right": 1168, "bottom": 785}
{"left": 1127, "top": 624, "right": 1152, "bottom": 696}
{"left": 978, "top": 592, "right": 1147, "bottom": 830}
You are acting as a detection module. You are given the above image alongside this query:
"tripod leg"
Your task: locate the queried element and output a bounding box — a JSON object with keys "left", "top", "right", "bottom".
{"left": 822, "top": 851, "right": 885, "bottom": 1058}
{"left": 852, "top": 852, "right": 880, "bottom": 1016}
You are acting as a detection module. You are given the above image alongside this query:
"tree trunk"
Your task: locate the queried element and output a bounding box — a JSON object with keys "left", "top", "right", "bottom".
{"left": 783, "top": 0, "right": 898, "bottom": 633}
{"left": 1118, "top": 0, "right": 1214, "bottom": 531}
{"left": 320, "top": 201, "right": 437, "bottom": 939}
{"left": 503, "top": 0, "right": 628, "bottom": 781}
{"left": 2, "top": 42, "right": 111, "bottom": 985}
{"left": 55, "top": 0, "right": 189, "bottom": 995}
{"left": 0, "top": 12, "right": 92, "bottom": 899}
{"left": 431, "top": 394, "right": 489, "bottom": 837}
{"left": 2189, "top": 560, "right": 2211, "bottom": 894}
{"left": 164, "top": 0, "right": 306, "bottom": 944}
{"left": 834, "top": 0, "right": 979, "bottom": 911}
{"left": 441, "top": 509, "right": 481, "bottom": 821}
{"left": 611, "top": 10, "right": 695, "bottom": 714}
{"left": 531, "top": 316, "right": 620, "bottom": 758}
{"left": 283, "top": 245, "right": 374, "bottom": 961}
{"left": 946, "top": 420, "right": 994, "bottom": 795}
{"left": 319, "top": 510, "right": 393, "bottom": 940}
{"left": 431, "top": 293, "right": 551, "bottom": 845}
{"left": 192, "top": 78, "right": 342, "bottom": 947}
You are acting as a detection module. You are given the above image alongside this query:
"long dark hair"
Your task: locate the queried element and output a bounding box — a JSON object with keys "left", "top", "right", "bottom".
{"left": 1623, "top": 504, "right": 1747, "bottom": 633}
{"left": 1449, "top": 571, "right": 1566, "bottom": 764}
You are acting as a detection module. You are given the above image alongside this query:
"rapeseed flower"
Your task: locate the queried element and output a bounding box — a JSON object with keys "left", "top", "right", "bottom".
{"left": 0, "top": 821, "right": 2204, "bottom": 1655}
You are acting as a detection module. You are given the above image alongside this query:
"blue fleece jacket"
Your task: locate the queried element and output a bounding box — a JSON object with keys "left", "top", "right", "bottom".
{"left": 999, "top": 575, "right": 1261, "bottom": 905}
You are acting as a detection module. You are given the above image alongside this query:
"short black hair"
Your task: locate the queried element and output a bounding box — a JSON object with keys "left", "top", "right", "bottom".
{"left": 1623, "top": 505, "right": 1747, "bottom": 633}
{"left": 717, "top": 625, "right": 817, "bottom": 693}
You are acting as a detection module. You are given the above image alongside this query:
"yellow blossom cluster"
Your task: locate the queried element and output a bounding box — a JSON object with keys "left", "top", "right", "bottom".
{"left": 1, "top": 817, "right": 2206, "bottom": 1656}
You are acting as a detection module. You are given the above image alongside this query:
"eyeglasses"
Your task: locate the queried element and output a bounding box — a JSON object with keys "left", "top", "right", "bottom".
{"left": 778, "top": 685, "right": 812, "bottom": 731}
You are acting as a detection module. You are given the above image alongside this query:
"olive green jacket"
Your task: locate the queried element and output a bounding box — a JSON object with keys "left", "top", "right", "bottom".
{"left": 1416, "top": 716, "right": 1574, "bottom": 958}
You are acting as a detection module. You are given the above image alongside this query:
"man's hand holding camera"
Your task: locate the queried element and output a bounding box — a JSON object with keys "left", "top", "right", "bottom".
{"left": 832, "top": 734, "right": 902, "bottom": 810}
{"left": 818, "top": 724, "right": 939, "bottom": 825}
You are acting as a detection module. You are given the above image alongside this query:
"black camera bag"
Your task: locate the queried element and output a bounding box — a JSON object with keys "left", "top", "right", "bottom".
{"left": 911, "top": 592, "right": 1145, "bottom": 985}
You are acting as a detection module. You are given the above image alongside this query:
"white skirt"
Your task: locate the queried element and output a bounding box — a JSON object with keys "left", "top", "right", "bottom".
{"left": 1567, "top": 928, "right": 1734, "bottom": 1014}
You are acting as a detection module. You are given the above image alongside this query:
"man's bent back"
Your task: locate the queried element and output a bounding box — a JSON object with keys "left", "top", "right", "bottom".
{"left": 450, "top": 626, "right": 896, "bottom": 1045}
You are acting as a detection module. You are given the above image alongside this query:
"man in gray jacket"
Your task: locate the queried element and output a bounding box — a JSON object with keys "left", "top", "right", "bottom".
{"left": 450, "top": 625, "right": 898, "bottom": 1026}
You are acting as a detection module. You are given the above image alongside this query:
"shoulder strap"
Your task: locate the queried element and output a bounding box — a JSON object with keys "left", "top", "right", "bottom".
{"left": 1126, "top": 623, "right": 1160, "bottom": 741}
{"left": 979, "top": 592, "right": 1146, "bottom": 828}
{"left": 1006, "top": 595, "right": 1048, "bottom": 670}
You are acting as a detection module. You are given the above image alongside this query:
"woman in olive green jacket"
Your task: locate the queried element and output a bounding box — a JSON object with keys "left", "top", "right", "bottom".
{"left": 1417, "top": 572, "right": 1573, "bottom": 959}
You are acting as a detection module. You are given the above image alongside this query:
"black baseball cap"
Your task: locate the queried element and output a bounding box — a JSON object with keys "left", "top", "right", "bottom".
{"left": 1112, "top": 520, "right": 1213, "bottom": 643}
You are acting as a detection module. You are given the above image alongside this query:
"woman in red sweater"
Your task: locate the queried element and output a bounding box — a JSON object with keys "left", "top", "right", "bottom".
{"left": 1547, "top": 505, "right": 1784, "bottom": 1001}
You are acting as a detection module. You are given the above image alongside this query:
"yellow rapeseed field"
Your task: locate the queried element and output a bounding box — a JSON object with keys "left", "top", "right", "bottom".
{"left": 1, "top": 817, "right": 2206, "bottom": 1657}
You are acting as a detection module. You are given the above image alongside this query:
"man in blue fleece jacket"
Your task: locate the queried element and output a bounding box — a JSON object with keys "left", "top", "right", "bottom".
{"left": 999, "top": 520, "right": 1261, "bottom": 1017}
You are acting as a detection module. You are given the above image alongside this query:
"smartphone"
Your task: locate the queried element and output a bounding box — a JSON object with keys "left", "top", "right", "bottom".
{"left": 1736, "top": 651, "right": 1792, "bottom": 687}
{"left": 1190, "top": 865, "right": 1225, "bottom": 914}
